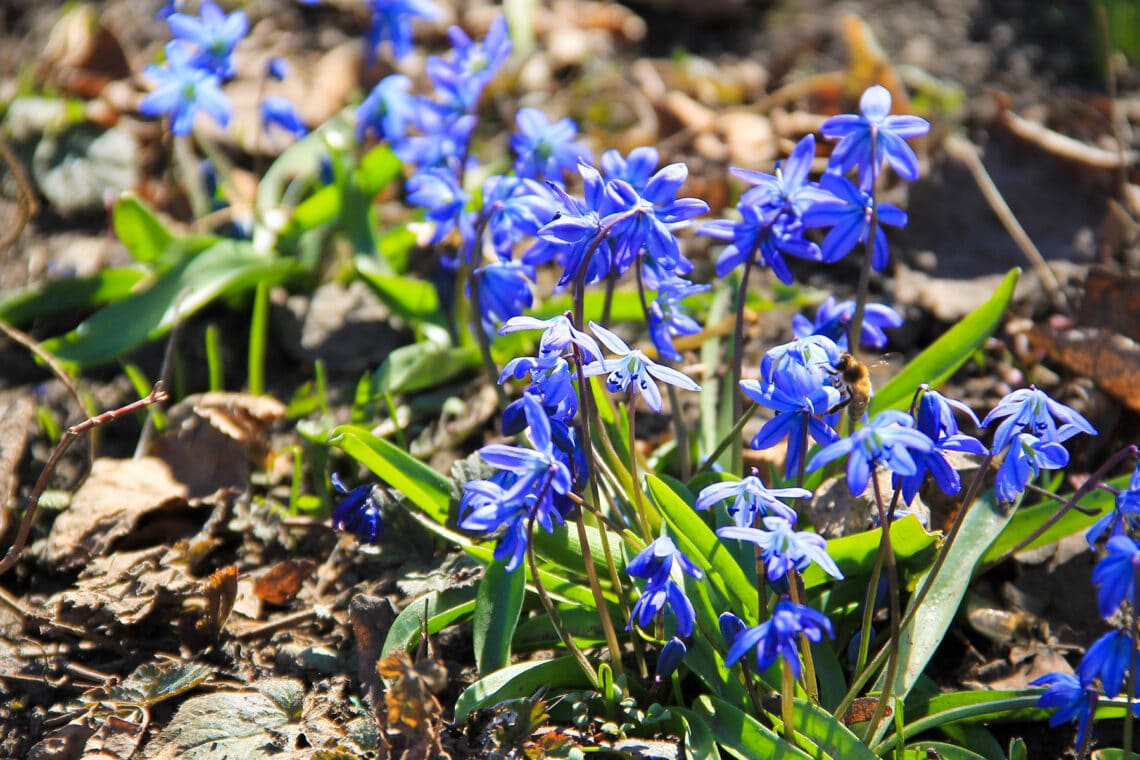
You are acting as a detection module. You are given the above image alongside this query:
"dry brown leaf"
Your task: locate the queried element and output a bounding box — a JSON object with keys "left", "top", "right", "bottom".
{"left": 81, "top": 712, "right": 148, "bottom": 760}
{"left": 45, "top": 458, "right": 190, "bottom": 571}
{"left": 1078, "top": 267, "right": 1140, "bottom": 343}
{"left": 252, "top": 559, "right": 314, "bottom": 606}
{"left": 378, "top": 649, "right": 446, "bottom": 758}
{"left": 0, "top": 390, "right": 36, "bottom": 511}
{"left": 1027, "top": 325, "right": 1140, "bottom": 412}
{"left": 199, "top": 566, "right": 239, "bottom": 640}
{"left": 53, "top": 547, "right": 197, "bottom": 628}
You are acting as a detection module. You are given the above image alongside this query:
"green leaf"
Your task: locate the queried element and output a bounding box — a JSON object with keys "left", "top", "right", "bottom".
{"left": 802, "top": 515, "right": 938, "bottom": 590}
{"left": 372, "top": 340, "right": 479, "bottom": 395}
{"left": 112, "top": 192, "right": 174, "bottom": 265}
{"left": 907, "top": 743, "right": 989, "bottom": 760}
{"left": 0, "top": 268, "right": 145, "bottom": 326}
{"left": 681, "top": 711, "right": 721, "bottom": 760}
{"left": 646, "top": 475, "right": 759, "bottom": 622}
{"left": 872, "top": 490, "right": 1019, "bottom": 724}
{"left": 42, "top": 241, "right": 297, "bottom": 366}
{"left": 328, "top": 425, "right": 452, "bottom": 523}
{"left": 356, "top": 144, "right": 402, "bottom": 194}
{"left": 790, "top": 699, "right": 876, "bottom": 760}
{"left": 1009, "top": 737, "right": 1028, "bottom": 760}
{"left": 871, "top": 268, "right": 1019, "bottom": 415}
{"left": 106, "top": 661, "right": 214, "bottom": 706}
{"left": 355, "top": 255, "right": 442, "bottom": 325}
{"left": 900, "top": 689, "right": 1047, "bottom": 730}
{"left": 453, "top": 657, "right": 590, "bottom": 725}
{"left": 381, "top": 585, "right": 478, "bottom": 659}
{"left": 473, "top": 556, "right": 526, "bottom": 676}
{"left": 688, "top": 695, "right": 813, "bottom": 759}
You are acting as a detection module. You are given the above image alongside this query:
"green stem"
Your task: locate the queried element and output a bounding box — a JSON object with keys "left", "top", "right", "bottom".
{"left": 781, "top": 660, "right": 795, "bottom": 744}
{"left": 730, "top": 253, "right": 757, "bottom": 475}
{"left": 463, "top": 218, "right": 507, "bottom": 412}
{"left": 575, "top": 510, "right": 625, "bottom": 679}
{"left": 863, "top": 473, "right": 902, "bottom": 744}
{"left": 627, "top": 392, "right": 653, "bottom": 540}
{"left": 846, "top": 131, "right": 878, "bottom": 352}
{"left": 695, "top": 404, "right": 759, "bottom": 476}
{"left": 247, "top": 280, "right": 269, "bottom": 396}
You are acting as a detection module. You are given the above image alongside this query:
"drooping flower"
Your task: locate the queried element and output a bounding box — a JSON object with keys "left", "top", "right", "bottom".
{"left": 511, "top": 108, "right": 591, "bottom": 181}
{"left": 476, "top": 395, "right": 572, "bottom": 497}
{"left": 741, "top": 367, "right": 841, "bottom": 480}
{"left": 261, "top": 96, "right": 307, "bottom": 138}
{"left": 983, "top": 386, "right": 1097, "bottom": 454}
{"left": 528, "top": 160, "right": 609, "bottom": 288}
{"left": 655, "top": 637, "right": 687, "bottom": 682}
{"left": 405, "top": 167, "right": 473, "bottom": 244}
{"left": 364, "top": 0, "right": 439, "bottom": 62}
{"left": 1092, "top": 535, "right": 1140, "bottom": 620}
{"left": 718, "top": 516, "right": 844, "bottom": 581}
{"left": 791, "top": 296, "right": 903, "bottom": 351}
{"left": 627, "top": 536, "right": 704, "bottom": 587}
{"left": 724, "top": 598, "right": 834, "bottom": 679}
{"left": 1088, "top": 460, "right": 1140, "bottom": 547}
{"left": 601, "top": 146, "right": 661, "bottom": 192}
{"left": 356, "top": 74, "right": 418, "bottom": 143}
{"left": 895, "top": 389, "right": 988, "bottom": 505}
{"left": 820, "top": 84, "right": 931, "bottom": 188}
{"left": 1079, "top": 630, "right": 1134, "bottom": 698}
{"left": 695, "top": 472, "right": 807, "bottom": 527}
{"left": 807, "top": 409, "right": 936, "bottom": 496}
{"left": 994, "top": 432, "right": 1070, "bottom": 504}
{"left": 480, "top": 175, "right": 559, "bottom": 259}
{"left": 498, "top": 314, "right": 601, "bottom": 363}
{"left": 330, "top": 473, "right": 383, "bottom": 544}
{"left": 760, "top": 334, "right": 842, "bottom": 387}
{"left": 473, "top": 260, "right": 534, "bottom": 329}
{"left": 647, "top": 276, "right": 709, "bottom": 363}
{"left": 1030, "top": 672, "right": 1100, "bottom": 751}
{"left": 582, "top": 322, "right": 700, "bottom": 413}
{"left": 167, "top": 0, "right": 248, "bottom": 79}
{"left": 627, "top": 537, "right": 703, "bottom": 637}
{"left": 140, "top": 42, "right": 232, "bottom": 136}
{"left": 802, "top": 173, "right": 907, "bottom": 270}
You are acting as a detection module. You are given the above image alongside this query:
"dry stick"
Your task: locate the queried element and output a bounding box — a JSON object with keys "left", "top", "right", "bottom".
{"left": 0, "top": 383, "right": 169, "bottom": 577}
{"left": 943, "top": 133, "right": 1069, "bottom": 312}
{"left": 0, "top": 138, "right": 39, "bottom": 257}
{"left": 0, "top": 320, "right": 94, "bottom": 468}
{"left": 135, "top": 291, "right": 190, "bottom": 459}
{"left": 235, "top": 608, "right": 318, "bottom": 641}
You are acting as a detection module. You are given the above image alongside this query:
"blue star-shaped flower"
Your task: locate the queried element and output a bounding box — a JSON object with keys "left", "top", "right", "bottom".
{"left": 718, "top": 515, "right": 843, "bottom": 582}
{"left": 356, "top": 74, "right": 418, "bottom": 143}
{"left": 820, "top": 84, "right": 931, "bottom": 188}
{"left": 1087, "top": 461, "right": 1140, "bottom": 548}
{"left": 1093, "top": 535, "right": 1140, "bottom": 619}
{"left": 741, "top": 368, "right": 841, "bottom": 480}
{"left": 140, "top": 42, "right": 232, "bottom": 136}
{"left": 330, "top": 473, "right": 383, "bottom": 544}
{"left": 647, "top": 275, "right": 709, "bottom": 363}
{"left": 365, "top": 0, "right": 439, "bottom": 62}
{"left": 994, "top": 432, "right": 1069, "bottom": 503}
{"left": 695, "top": 472, "right": 808, "bottom": 527}
{"left": 725, "top": 598, "right": 834, "bottom": 679}
{"left": 511, "top": 108, "right": 591, "bottom": 181}
{"left": 802, "top": 173, "right": 907, "bottom": 270}
{"left": 807, "top": 410, "right": 936, "bottom": 496}
{"left": 427, "top": 16, "right": 511, "bottom": 113}
{"left": 1030, "top": 672, "right": 1100, "bottom": 751}
{"left": 582, "top": 322, "right": 700, "bottom": 412}
{"left": 984, "top": 385, "right": 1097, "bottom": 454}
{"left": 791, "top": 296, "right": 902, "bottom": 351}
{"left": 167, "top": 0, "right": 247, "bottom": 79}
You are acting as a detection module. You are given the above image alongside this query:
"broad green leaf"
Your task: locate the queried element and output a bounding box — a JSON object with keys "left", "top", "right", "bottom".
{"left": 453, "top": 657, "right": 590, "bottom": 725}
{"left": 901, "top": 689, "right": 1048, "bottom": 729}
{"left": 381, "top": 585, "right": 478, "bottom": 658}
{"left": 872, "top": 490, "right": 1018, "bottom": 731}
{"left": 907, "top": 743, "right": 989, "bottom": 760}
{"left": 328, "top": 425, "right": 451, "bottom": 523}
{"left": 355, "top": 256, "right": 442, "bottom": 325}
{"left": 473, "top": 556, "right": 526, "bottom": 676}
{"left": 801, "top": 515, "right": 938, "bottom": 590}
{"left": 256, "top": 113, "right": 352, "bottom": 214}
{"left": 681, "top": 711, "right": 721, "bottom": 760}
{"left": 871, "top": 268, "right": 1019, "bottom": 415}
{"left": 532, "top": 519, "right": 626, "bottom": 585}
{"left": 0, "top": 268, "right": 144, "bottom": 326}
{"left": 512, "top": 606, "right": 607, "bottom": 650}
{"left": 356, "top": 144, "right": 402, "bottom": 194}
{"left": 982, "top": 474, "right": 1126, "bottom": 563}
{"left": 42, "top": 241, "right": 297, "bottom": 366}
{"left": 646, "top": 475, "right": 759, "bottom": 621}
{"left": 689, "top": 695, "right": 813, "bottom": 759}
{"left": 790, "top": 699, "right": 876, "bottom": 760}
{"left": 112, "top": 192, "right": 173, "bottom": 264}
{"left": 810, "top": 640, "right": 847, "bottom": 713}
{"left": 1092, "top": 750, "right": 1140, "bottom": 759}
{"left": 372, "top": 340, "right": 479, "bottom": 395}
{"left": 105, "top": 661, "right": 213, "bottom": 705}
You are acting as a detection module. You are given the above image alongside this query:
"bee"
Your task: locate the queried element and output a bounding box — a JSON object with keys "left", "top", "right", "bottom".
{"left": 828, "top": 352, "right": 873, "bottom": 422}
{"left": 967, "top": 607, "right": 1050, "bottom": 645}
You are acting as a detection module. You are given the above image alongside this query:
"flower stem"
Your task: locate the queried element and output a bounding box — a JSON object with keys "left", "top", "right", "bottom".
{"left": 464, "top": 217, "right": 508, "bottom": 412}
{"left": 1124, "top": 563, "right": 1140, "bottom": 759}
{"left": 730, "top": 253, "right": 757, "bottom": 475}
{"left": 846, "top": 132, "right": 879, "bottom": 354}
{"left": 574, "top": 510, "right": 625, "bottom": 679}
{"left": 696, "top": 404, "right": 758, "bottom": 476}
{"left": 863, "top": 473, "right": 901, "bottom": 744}
{"left": 782, "top": 660, "right": 796, "bottom": 744}
{"left": 787, "top": 573, "right": 819, "bottom": 703}
{"left": 627, "top": 391, "right": 654, "bottom": 540}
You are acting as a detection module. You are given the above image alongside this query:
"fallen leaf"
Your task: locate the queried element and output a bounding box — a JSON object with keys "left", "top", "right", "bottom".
{"left": 1078, "top": 267, "right": 1140, "bottom": 343}
{"left": 253, "top": 559, "right": 315, "bottom": 606}
{"left": 53, "top": 546, "right": 197, "bottom": 628}
{"left": 105, "top": 661, "right": 214, "bottom": 706}
{"left": 45, "top": 458, "right": 191, "bottom": 572}
{"left": 1027, "top": 325, "right": 1140, "bottom": 412}
{"left": 0, "top": 390, "right": 36, "bottom": 510}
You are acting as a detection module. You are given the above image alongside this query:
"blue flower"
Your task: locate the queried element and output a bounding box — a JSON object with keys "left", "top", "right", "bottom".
{"left": 732, "top": 134, "right": 832, "bottom": 218}
{"left": 405, "top": 167, "right": 473, "bottom": 244}
{"left": 601, "top": 146, "right": 661, "bottom": 192}
{"left": 583, "top": 322, "right": 700, "bottom": 412}
{"left": 741, "top": 368, "right": 841, "bottom": 480}
{"left": 511, "top": 108, "right": 591, "bottom": 181}
{"left": 724, "top": 598, "right": 834, "bottom": 679}
{"left": 719, "top": 611, "right": 746, "bottom": 648}
{"left": 356, "top": 74, "right": 417, "bottom": 143}
{"left": 395, "top": 105, "right": 476, "bottom": 171}
{"left": 820, "top": 85, "right": 931, "bottom": 188}
{"left": 529, "top": 160, "right": 609, "bottom": 288}
{"left": 983, "top": 386, "right": 1097, "bottom": 454}
{"left": 807, "top": 410, "right": 936, "bottom": 496}
{"left": 700, "top": 201, "right": 781, "bottom": 278}
{"left": 1093, "top": 535, "right": 1140, "bottom": 619}
{"left": 364, "top": 0, "right": 438, "bottom": 62}
{"left": 695, "top": 472, "right": 808, "bottom": 527}
{"left": 627, "top": 536, "right": 704, "bottom": 587}
{"left": 627, "top": 537, "right": 702, "bottom": 637}
{"left": 481, "top": 175, "right": 559, "bottom": 259}
{"left": 330, "top": 473, "right": 383, "bottom": 544}
{"left": 655, "top": 637, "right": 687, "bottom": 682}
{"left": 498, "top": 314, "right": 601, "bottom": 362}
{"left": 802, "top": 173, "right": 907, "bottom": 270}
{"left": 1079, "top": 630, "right": 1134, "bottom": 698}
{"left": 426, "top": 16, "right": 511, "bottom": 113}
{"left": 718, "top": 516, "right": 843, "bottom": 582}
{"left": 167, "top": 0, "right": 247, "bottom": 80}
{"left": 1030, "top": 672, "right": 1099, "bottom": 751}
{"left": 261, "top": 95, "right": 307, "bottom": 138}
{"left": 647, "top": 276, "right": 709, "bottom": 362}
{"left": 791, "top": 296, "right": 902, "bottom": 351}
{"left": 1088, "top": 461, "right": 1140, "bottom": 547}
{"left": 267, "top": 57, "right": 289, "bottom": 81}
{"left": 601, "top": 162, "right": 709, "bottom": 276}
{"left": 474, "top": 260, "right": 534, "bottom": 329}
{"left": 500, "top": 357, "right": 580, "bottom": 429}
{"left": 140, "top": 42, "right": 232, "bottom": 136}
{"left": 761, "top": 334, "right": 842, "bottom": 386}
{"left": 477, "top": 395, "right": 572, "bottom": 497}
{"left": 895, "top": 390, "right": 988, "bottom": 505}
{"left": 994, "top": 432, "right": 1070, "bottom": 503}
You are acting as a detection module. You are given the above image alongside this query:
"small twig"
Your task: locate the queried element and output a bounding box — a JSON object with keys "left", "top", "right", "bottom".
{"left": 235, "top": 608, "right": 318, "bottom": 640}
{"left": 0, "top": 138, "right": 39, "bottom": 257}
{"left": 943, "top": 133, "right": 1069, "bottom": 312}
{"left": 0, "top": 320, "right": 94, "bottom": 467}
{"left": 135, "top": 290, "right": 189, "bottom": 458}
{"left": 0, "top": 383, "right": 169, "bottom": 576}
